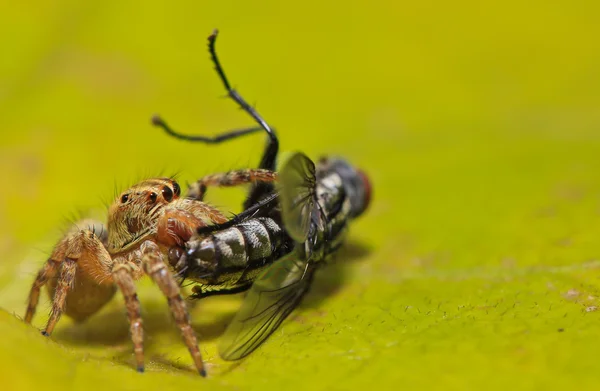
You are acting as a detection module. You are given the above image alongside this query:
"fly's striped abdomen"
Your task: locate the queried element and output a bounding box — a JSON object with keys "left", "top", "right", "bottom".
{"left": 182, "top": 217, "right": 293, "bottom": 297}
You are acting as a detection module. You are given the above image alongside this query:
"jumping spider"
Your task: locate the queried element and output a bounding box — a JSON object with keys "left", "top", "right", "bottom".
{"left": 24, "top": 28, "right": 281, "bottom": 377}
{"left": 24, "top": 170, "right": 277, "bottom": 376}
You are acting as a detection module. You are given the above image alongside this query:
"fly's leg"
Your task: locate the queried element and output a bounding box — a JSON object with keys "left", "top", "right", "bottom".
{"left": 207, "top": 29, "right": 278, "bottom": 172}
{"left": 207, "top": 29, "right": 279, "bottom": 207}
{"left": 152, "top": 116, "right": 264, "bottom": 144}
{"left": 196, "top": 192, "right": 279, "bottom": 236}
{"left": 140, "top": 241, "right": 206, "bottom": 376}
{"left": 187, "top": 168, "right": 278, "bottom": 200}
{"left": 153, "top": 30, "right": 279, "bottom": 206}
{"left": 153, "top": 29, "right": 278, "bottom": 170}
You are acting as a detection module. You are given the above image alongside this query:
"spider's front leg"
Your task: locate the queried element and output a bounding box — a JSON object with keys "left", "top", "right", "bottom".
{"left": 111, "top": 262, "right": 145, "bottom": 372}
{"left": 25, "top": 220, "right": 115, "bottom": 334}
{"left": 187, "top": 168, "right": 278, "bottom": 201}
{"left": 140, "top": 240, "right": 206, "bottom": 376}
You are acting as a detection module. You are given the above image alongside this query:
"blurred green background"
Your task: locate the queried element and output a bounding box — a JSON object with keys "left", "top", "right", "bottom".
{"left": 1, "top": 1, "right": 600, "bottom": 390}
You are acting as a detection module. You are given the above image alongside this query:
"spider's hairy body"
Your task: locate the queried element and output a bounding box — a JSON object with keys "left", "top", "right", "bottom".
{"left": 25, "top": 28, "right": 290, "bottom": 377}
{"left": 108, "top": 178, "right": 226, "bottom": 254}
{"left": 24, "top": 176, "right": 237, "bottom": 376}
{"left": 45, "top": 220, "right": 116, "bottom": 322}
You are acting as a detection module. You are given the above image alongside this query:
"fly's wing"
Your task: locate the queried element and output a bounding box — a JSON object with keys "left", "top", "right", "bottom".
{"left": 219, "top": 152, "right": 319, "bottom": 360}
{"left": 277, "top": 152, "right": 317, "bottom": 242}
{"left": 218, "top": 254, "right": 314, "bottom": 361}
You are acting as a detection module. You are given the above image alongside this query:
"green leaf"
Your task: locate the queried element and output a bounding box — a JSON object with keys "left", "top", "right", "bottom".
{"left": 1, "top": 1, "right": 600, "bottom": 390}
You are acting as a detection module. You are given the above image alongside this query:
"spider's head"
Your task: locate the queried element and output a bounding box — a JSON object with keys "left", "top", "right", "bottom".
{"left": 107, "top": 178, "right": 181, "bottom": 252}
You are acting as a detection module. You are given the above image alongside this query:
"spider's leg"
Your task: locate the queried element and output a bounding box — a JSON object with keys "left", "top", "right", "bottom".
{"left": 187, "top": 168, "right": 278, "bottom": 201}
{"left": 25, "top": 259, "right": 60, "bottom": 324}
{"left": 177, "top": 199, "right": 229, "bottom": 224}
{"left": 140, "top": 241, "right": 206, "bottom": 376}
{"left": 43, "top": 258, "right": 77, "bottom": 335}
{"left": 112, "top": 264, "right": 145, "bottom": 372}
{"left": 25, "top": 221, "right": 114, "bottom": 333}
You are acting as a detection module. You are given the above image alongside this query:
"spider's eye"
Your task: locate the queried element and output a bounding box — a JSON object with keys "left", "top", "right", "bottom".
{"left": 162, "top": 186, "right": 174, "bottom": 202}
{"left": 172, "top": 181, "right": 181, "bottom": 197}
{"left": 121, "top": 194, "right": 129, "bottom": 203}
{"left": 149, "top": 192, "right": 158, "bottom": 203}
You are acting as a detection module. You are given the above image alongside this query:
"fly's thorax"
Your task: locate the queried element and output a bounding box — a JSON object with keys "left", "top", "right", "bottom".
{"left": 315, "top": 172, "right": 346, "bottom": 219}
{"left": 316, "top": 157, "right": 370, "bottom": 218}
{"left": 301, "top": 197, "right": 350, "bottom": 265}
{"left": 107, "top": 178, "right": 182, "bottom": 253}
{"left": 304, "top": 168, "right": 354, "bottom": 264}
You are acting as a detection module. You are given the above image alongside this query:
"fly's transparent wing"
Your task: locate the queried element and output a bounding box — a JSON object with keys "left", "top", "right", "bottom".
{"left": 277, "top": 152, "right": 317, "bottom": 242}
{"left": 218, "top": 254, "right": 313, "bottom": 360}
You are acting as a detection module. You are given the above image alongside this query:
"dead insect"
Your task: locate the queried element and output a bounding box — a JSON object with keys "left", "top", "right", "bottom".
{"left": 215, "top": 152, "right": 371, "bottom": 360}
{"left": 155, "top": 30, "right": 371, "bottom": 360}
{"left": 175, "top": 152, "right": 370, "bottom": 360}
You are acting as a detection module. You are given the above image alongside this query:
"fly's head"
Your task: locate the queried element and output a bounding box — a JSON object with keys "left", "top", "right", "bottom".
{"left": 107, "top": 178, "right": 182, "bottom": 252}
{"left": 316, "top": 157, "right": 371, "bottom": 218}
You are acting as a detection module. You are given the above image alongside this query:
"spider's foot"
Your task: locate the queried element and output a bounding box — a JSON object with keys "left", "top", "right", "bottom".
{"left": 199, "top": 368, "right": 207, "bottom": 377}
{"left": 41, "top": 330, "right": 49, "bottom": 337}
{"left": 137, "top": 365, "right": 145, "bottom": 373}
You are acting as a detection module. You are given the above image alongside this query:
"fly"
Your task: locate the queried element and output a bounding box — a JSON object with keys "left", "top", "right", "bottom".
{"left": 154, "top": 29, "right": 371, "bottom": 361}
{"left": 216, "top": 151, "right": 371, "bottom": 360}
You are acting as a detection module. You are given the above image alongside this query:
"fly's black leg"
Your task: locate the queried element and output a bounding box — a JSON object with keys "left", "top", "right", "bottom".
{"left": 154, "top": 29, "right": 279, "bottom": 171}
{"left": 154, "top": 29, "right": 279, "bottom": 207}
{"left": 191, "top": 283, "right": 254, "bottom": 299}
{"left": 207, "top": 29, "right": 279, "bottom": 208}
{"left": 196, "top": 193, "right": 279, "bottom": 235}
{"left": 207, "top": 29, "right": 278, "bottom": 169}
{"left": 152, "top": 115, "right": 264, "bottom": 143}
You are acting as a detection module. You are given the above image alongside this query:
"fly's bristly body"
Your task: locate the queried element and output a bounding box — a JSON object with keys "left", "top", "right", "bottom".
{"left": 210, "top": 152, "right": 371, "bottom": 361}
{"left": 155, "top": 30, "right": 372, "bottom": 362}
{"left": 178, "top": 155, "right": 371, "bottom": 308}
